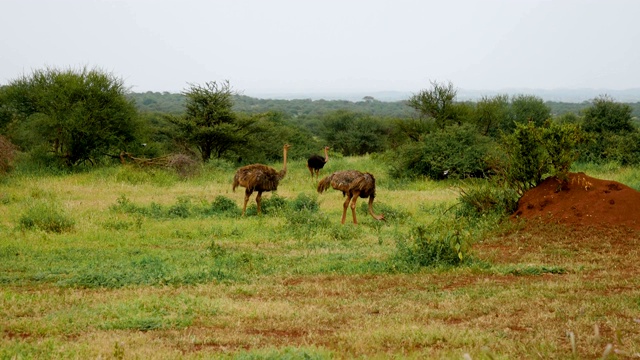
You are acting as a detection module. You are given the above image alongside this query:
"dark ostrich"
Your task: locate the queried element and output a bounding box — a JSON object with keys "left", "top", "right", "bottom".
{"left": 232, "top": 144, "right": 291, "bottom": 216}
{"left": 317, "top": 170, "right": 385, "bottom": 224}
{"left": 307, "top": 146, "right": 330, "bottom": 180}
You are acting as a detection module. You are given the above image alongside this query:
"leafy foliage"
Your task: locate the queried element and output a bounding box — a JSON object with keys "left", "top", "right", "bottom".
{"left": 509, "top": 94, "right": 551, "bottom": 128}
{"left": 582, "top": 95, "right": 635, "bottom": 134}
{"left": 394, "top": 224, "right": 469, "bottom": 268}
{"left": 497, "top": 120, "right": 584, "bottom": 195}
{"left": 1, "top": 66, "right": 141, "bottom": 166}
{"left": 578, "top": 95, "right": 640, "bottom": 165}
{"left": 320, "top": 110, "right": 390, "bottom": 156}
{"left": 388, "top": 123, "right": 493, "bottom": 179}
{"left": 407, "top": 80, "right": 463, "bottom": 129}
{"left": 169, "top": 81, "right": 254, "bottom": 162}
{"left": 473, "top": 94, "right": 510, "bottom": 137}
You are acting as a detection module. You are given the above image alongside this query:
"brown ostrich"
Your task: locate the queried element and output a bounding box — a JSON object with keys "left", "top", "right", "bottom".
{"left": 307, "top": 146, "right": 330, "bottom": 180}
{"left": 317, "top": 170, "right": 385, "bottom": 224}
{"left": 232, "top": 144, "right": 291, "bottom": 216}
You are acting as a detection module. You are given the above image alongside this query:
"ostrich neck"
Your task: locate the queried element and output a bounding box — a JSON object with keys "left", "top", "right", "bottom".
{"left": 324, "top": 148, "right": 329, "bottom": 162}
{"left": 279, "top": 147, "right": 288, "bottom": 178}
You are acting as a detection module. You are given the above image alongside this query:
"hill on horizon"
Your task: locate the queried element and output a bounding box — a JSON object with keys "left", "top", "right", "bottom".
{"left": 243, "top": 88, "right": 640, "bottom": 103}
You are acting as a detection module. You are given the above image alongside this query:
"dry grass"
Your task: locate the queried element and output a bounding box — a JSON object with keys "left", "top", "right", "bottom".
{"left": 1, "top": 159, "right": 639, "bottom": 359}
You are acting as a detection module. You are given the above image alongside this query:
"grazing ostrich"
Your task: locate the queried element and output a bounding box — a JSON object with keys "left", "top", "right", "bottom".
{"left": 317, "top": 170, "right": 385, "bottom": 224}
{"left": 307, "top": 146, "right": 330, "bottom": 180}
{"left": 232, "top": 144, "right": 291, "bottom": 216}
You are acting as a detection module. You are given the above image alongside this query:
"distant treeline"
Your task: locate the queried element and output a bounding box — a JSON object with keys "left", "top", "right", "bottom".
{"left": 127, "top": 91, "right": 640, "bottom": 119}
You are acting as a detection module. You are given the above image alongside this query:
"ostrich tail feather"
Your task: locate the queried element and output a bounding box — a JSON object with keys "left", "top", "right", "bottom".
{"left": 232, "top": 174, "right": 239, "bottom": 192}
{"left": 317, "top": 174, "right": 333, "bottom": 194}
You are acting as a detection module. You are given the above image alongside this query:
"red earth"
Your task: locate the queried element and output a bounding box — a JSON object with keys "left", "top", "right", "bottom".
{"left": 513, "top": 172, "right": 640, "bottom": 230}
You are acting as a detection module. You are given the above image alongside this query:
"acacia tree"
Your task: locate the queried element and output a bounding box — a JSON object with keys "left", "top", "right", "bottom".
{"left": 509, "top": 94, "right": 551, "bottom": 129}
{"left": 579, "top": 95, "right": 639, "bottom": 164}
{"left": 1, "top": 67, "right": 141, "bottom": 166}
{"left": 407, "top": 80, "right": 461, "bottom": 130}
{"left": 170, "top": 81, "right": 254, "bottom": 162}
{"left": 582, "top": 95, "right": 634, "bottom": 133}
{"left": 473, "top": 94, "right": 510, "bottom": 137}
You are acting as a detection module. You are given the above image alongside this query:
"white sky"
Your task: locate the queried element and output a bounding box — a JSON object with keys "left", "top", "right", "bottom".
{"left": 1, "top": 0, "right": 639, "bottom": 96}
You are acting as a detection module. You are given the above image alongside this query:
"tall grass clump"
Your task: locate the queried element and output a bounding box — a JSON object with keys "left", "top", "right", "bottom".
{"left": 18, "top": 201, "right": 75, "bottom": 233}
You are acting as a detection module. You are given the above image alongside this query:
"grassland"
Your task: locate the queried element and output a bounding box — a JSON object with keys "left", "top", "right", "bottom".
{"left": 1, "top": 156, "right": 639, "bottom": 359}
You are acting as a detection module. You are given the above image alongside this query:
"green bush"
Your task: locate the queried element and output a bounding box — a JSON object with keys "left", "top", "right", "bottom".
{"left": 498, "top": 120, "right": 584, "bottom": 195}
{"left": 19, "top": 201, "right": 75, "bottom": 233}
{"left": 388, "top": 123, "right": 494, "bottom": 180}
{"left": 244, "top": 194, "right": 288, "bottom": 216}
{"left": 578, "top": 131, "right": 640, "bottom": 165}
{"left": 206, "top": 195, "right": 239, "bottom": 216}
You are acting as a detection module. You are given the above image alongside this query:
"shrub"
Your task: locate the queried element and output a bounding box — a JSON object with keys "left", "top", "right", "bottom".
{"left": 498, "top": 120, "right": 584, "bottom": 195}
{"left": 207, "top": 195, "right": 239, "bottom": 216}
{"left": 167, "top": 197, "right": 192, "bottom": 218}
{"left": 388, "top": 123, "right": 494, "bottom": 180}
{"left": 245, "top": 194, "right": 288, "bottom": 216}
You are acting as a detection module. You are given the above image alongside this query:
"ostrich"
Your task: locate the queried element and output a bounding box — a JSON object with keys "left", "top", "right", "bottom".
{"left": 317, "top": 170, "right": 385, "bottom": 224}
{"left": 232, "top": 144, "right": 291, "bottom": 216}
{"left": 307, "top": 146, "right": 330, "bottom": 180}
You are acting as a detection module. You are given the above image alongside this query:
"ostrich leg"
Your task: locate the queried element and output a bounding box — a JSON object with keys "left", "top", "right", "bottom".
{"left": 242, "top": 189, "right": 253, "bottom": 216}
{"left": 307, "top": 164, "right": 314, "bottom": 179}
{"left": 256, "top": 191, "right": 263, "bottom": 215}
{"left": 341, "top": 195, "right": 352, "bottom": 224}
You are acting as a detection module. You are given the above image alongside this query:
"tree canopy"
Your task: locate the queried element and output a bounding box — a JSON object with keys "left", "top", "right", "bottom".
{"left": 169, "top": 81, "right": 255, "bottom": 162}
{"left": 0, "top": 67, "right": 141, "bottom": 166}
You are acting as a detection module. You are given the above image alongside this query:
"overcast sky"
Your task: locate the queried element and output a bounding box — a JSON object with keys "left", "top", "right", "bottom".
{"left": 2, "top": 0, "right": 639, "bottom": 96}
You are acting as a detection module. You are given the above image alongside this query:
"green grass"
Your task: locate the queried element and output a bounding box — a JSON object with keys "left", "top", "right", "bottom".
{"left": 1, "top": 157, "right": 639, "bottom": 358}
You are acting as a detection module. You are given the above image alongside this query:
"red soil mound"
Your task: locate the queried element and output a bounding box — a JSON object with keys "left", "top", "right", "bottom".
{"left": 513, "top": 172, "right": 640, "bottom": 230}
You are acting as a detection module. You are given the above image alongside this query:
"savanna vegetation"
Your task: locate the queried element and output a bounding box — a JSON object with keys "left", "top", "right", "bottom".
{"left": 1, "top": 68, "right": 639, "bottom": 358}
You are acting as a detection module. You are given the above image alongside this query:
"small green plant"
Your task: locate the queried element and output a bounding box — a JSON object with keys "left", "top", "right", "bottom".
{"left": 393, "top": 222, "right": 470, "bottom": 269}
{"left": 359, "top": 201, "right": 410, "bottom": 223}
{"left": 245, "top": 194, "right": 288, "bottom": 216}
{"left": 167, "top": 196, "right": 192, "bottom": 218}
{"left": 18, "top": 201, "right": 75, "bottom": 233}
